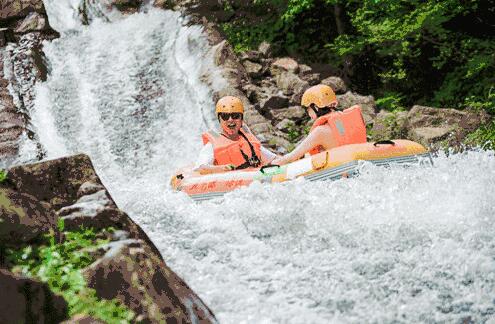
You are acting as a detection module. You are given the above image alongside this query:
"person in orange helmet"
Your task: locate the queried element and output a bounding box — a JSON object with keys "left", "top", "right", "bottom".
{"left": 272, "top": 84, "right": 366, "bottom": 165}
{"left": 195, "top": 96, "right": 278, "bottom": 174}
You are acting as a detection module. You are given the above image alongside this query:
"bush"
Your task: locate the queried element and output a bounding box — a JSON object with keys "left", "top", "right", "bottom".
{"left": 5, "top": 226, "right": 134, "bottom": 322}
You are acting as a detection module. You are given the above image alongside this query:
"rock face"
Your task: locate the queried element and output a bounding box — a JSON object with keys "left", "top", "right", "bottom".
{"left": 4, "top": 154, "right": 217, "bottom": 323}
{"left": 0, "top": 268, "right": 68, "bottom": 323}
{"left": 0, "top": 0, "right": 45, "bottom": 20}
{"left": 0, "top": 187, "right": 56, "bottom": 245}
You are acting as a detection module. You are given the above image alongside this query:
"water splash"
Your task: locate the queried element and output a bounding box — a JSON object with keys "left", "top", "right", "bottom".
{"left": 24, "top": 5, "right": 495, "bottom": 324}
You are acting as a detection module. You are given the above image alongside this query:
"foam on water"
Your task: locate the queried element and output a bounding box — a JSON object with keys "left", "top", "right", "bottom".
{"left": 22, "top": 6, "right": 495, "bottom": 324}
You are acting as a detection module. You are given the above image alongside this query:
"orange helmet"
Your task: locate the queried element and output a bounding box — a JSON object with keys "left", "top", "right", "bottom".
{"left": 216, "top": 96, "right": 244, "bottom": 114}
{"left": 301, "top": 84, "right": 337, "bottom": 109}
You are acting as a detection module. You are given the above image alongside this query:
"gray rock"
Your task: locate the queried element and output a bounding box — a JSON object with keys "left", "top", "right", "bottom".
{"left": 271, "top": 106, "right": 306, "bottom": 121}
{"left": 58, "top": 190, "right": 128, "bottom": 231}
{"left": 250, "top": 122, "right": 272, "bottom": 134}
{"left": 244, "top": 110, "right": 269, "bottom": 125}
{"left": 301, "top": 73, "right": 321, "bottom": 86}
{"left": 270, "top": 57, "right": 299, "bottom": 76}
{"left": 275, "top": 71, "right": 309, "bottom": 96}
{"left": 321, "top": 76, "right": 347, "bottom": 94}
{"left": 243, "top": 60, "right": 263, "bottom": 78}
{"left": 0, "top": 269, "right": 68, "bottom": 323}
{"left": 259, "top": 93, "right": 289, "bottom": 111}
{"left": 14, "top": 12, "right": 47, "bottom": 34}
{"left": 0, "top": 0, "right": 45, "bottom": 20}
{"left": 258, "top": 41, "right": 272, "bottom": 57}
{"left": 77, "top": 181, "right": 105, "bottom": 198}
{"left": 298, "top": 64, "right": 313, "bottom": 75}
{"left": 240, "top": 50, "right": 262, "bottom": 63}
{"left": 410, "top": 126, "right": 452, "bottom": 144}
{"left": 0, "top": 187, "right": 56, "bottom": 245}
{"left": 405, "top": 105, "right": 490, "bottom": 146}
{"left": 83, "top": 239, "right": 216, "bottom": 323}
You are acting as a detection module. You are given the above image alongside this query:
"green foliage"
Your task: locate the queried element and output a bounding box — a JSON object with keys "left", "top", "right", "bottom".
{"left": 6, "top": 227, "right": 134, "bottom": 323}
{"left": 220, "top": 0, "right": 495, "bottom": 117}
{"left": 465, "top": 121, "right": 495, "bottom": 150}
{"left": 0, "top": 170, "right": 6, "bottom": 183}
{"left": 375, "top": 92, "right": 406, "bottom": 111}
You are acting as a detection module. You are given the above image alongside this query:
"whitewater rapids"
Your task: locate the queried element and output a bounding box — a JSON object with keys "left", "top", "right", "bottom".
{"left": 10, "top": 4, "right": 495, "bottom": 323}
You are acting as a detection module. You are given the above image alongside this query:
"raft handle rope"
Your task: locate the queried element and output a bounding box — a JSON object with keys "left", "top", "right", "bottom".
{"left": 373, "top": 140, "right": 395, "bottom": 146}
{"left": 260, "top": 164, "right": 280, "bottom": 174}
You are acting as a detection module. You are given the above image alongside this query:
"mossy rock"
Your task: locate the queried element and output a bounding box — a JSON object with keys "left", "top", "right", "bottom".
{"left": 0, "top": 188, "right": 56, "bottom": 245}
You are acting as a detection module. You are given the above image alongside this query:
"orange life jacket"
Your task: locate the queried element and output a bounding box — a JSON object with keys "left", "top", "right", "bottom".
{"left": 309, "top": 105, "right": 367, "bottom": 155}
{"left": 202, "top": 126, "right": 262, "bottom": 168}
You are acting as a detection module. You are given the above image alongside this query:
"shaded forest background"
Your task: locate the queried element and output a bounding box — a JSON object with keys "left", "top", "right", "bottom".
{"left": 214, "top": 0, "right": 494, "bottom": 145}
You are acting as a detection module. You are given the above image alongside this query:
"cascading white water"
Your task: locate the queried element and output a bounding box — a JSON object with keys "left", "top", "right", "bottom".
{"left": 17, "top": 2, "right": 495, "bottom": 323}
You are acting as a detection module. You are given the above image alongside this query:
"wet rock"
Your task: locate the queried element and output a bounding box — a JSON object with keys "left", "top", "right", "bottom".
{"left": 0, "top": 268, "right": 68, "bottom": 323}
{"left": 212, "top": 40, "right": 245, "bottom": 74}
{"left": 258, "top": 41, "right": 272, "bottom": 57}
{"left": 243, "top": 60, "right": 263, "bottom": 78}
{"left": 7, "top": 154, "right": 100, "bottom": 210}
{"left": 275, "top": 71, "right": 309, "bottom": 96}
{"left": 337, "top": 91, "right": 377, "bottom": 124}
{"left": 0, "top": 50, "right": 25, "bottom": 163}
{"left": 300, "top": 73, "right": 321, "bottom": 86}
{"left": 57, "top": 190, "right": 129, "bottom": 232}
{"left": 83, "top": 239, "right": 216, "bottom": 323}
{"left": 321, "top": 76, "right": 347, "bottom": 94}
{"left": 77, "top": 181, "right": 106, "bottom": 198}
{"left": 259, "top": 93, "right": 289, "bottom": 111}
{"left": 0, "top": 0, "right": 45, "bottom": 20}
{"left": 14, "top": 12, "right": 47, "bottom": 34}
{"left": 0, "top": 187, "right": 56, "bottom": 245}
{"left": 270, "top": 57, "right": 299, "bottom": 76}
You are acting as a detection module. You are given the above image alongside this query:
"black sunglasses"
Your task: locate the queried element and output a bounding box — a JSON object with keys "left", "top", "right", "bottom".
{"left": 219, "top": 112, "right": 243, "bottom": 121}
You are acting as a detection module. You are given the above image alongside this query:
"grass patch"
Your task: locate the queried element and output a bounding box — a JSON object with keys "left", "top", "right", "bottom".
{"left": 0, "top": 170, "right": 7, "bottom": 183}
{"left": 5, "top": 224, "right": 135, "bottom": 323}
{"left": 465, "top": 121, "right": 495, "bottom": 150}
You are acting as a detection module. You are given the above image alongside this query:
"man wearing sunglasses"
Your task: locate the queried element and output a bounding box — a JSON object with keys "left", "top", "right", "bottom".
{"left": 272, "top": 84, "right": 367, "bottom": 165}
{"left": 195, "top": 96, "right": 278, "bottom": 174}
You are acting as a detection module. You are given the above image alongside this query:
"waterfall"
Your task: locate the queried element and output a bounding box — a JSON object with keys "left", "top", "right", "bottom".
{"left": 12, "top": 2, "right": 495, "bottom": 323}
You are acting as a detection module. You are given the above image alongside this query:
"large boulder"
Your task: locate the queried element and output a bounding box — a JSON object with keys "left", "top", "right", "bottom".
{"left": 321, "top": 76, "right": 347, "bottom": 94}
{"left": 0, "top": 187, "right": 56, "bottom": 245}
{"left": 0, "top": 268, "right": 68, "bottom": 323}
{"left": 275, "top": 71, "right": 309, "bottom": 97}
{"left": 270, "top": 57, "right": 299, "bottom": 76}
{"left": 7, "top": 154, "right": 100, "bottom": 210}
{"left": 405, "top": 105, "right": 490, "bottom": 146}
{"left": 83, "top": 239, "right": 216, "bottom": 323}
{"left": 14, "top": 12, "right": 48, "bottom": 34}
{"left": 57, "top": 189, "right": 130, "bottom": 232}
{"left": 0, "top": 0, "right": 45, "bottom": 20}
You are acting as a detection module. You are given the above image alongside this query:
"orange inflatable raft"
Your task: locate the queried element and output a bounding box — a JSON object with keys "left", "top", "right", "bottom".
{"left": 171, "top": 139, "right": 431, "bottom": 201}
